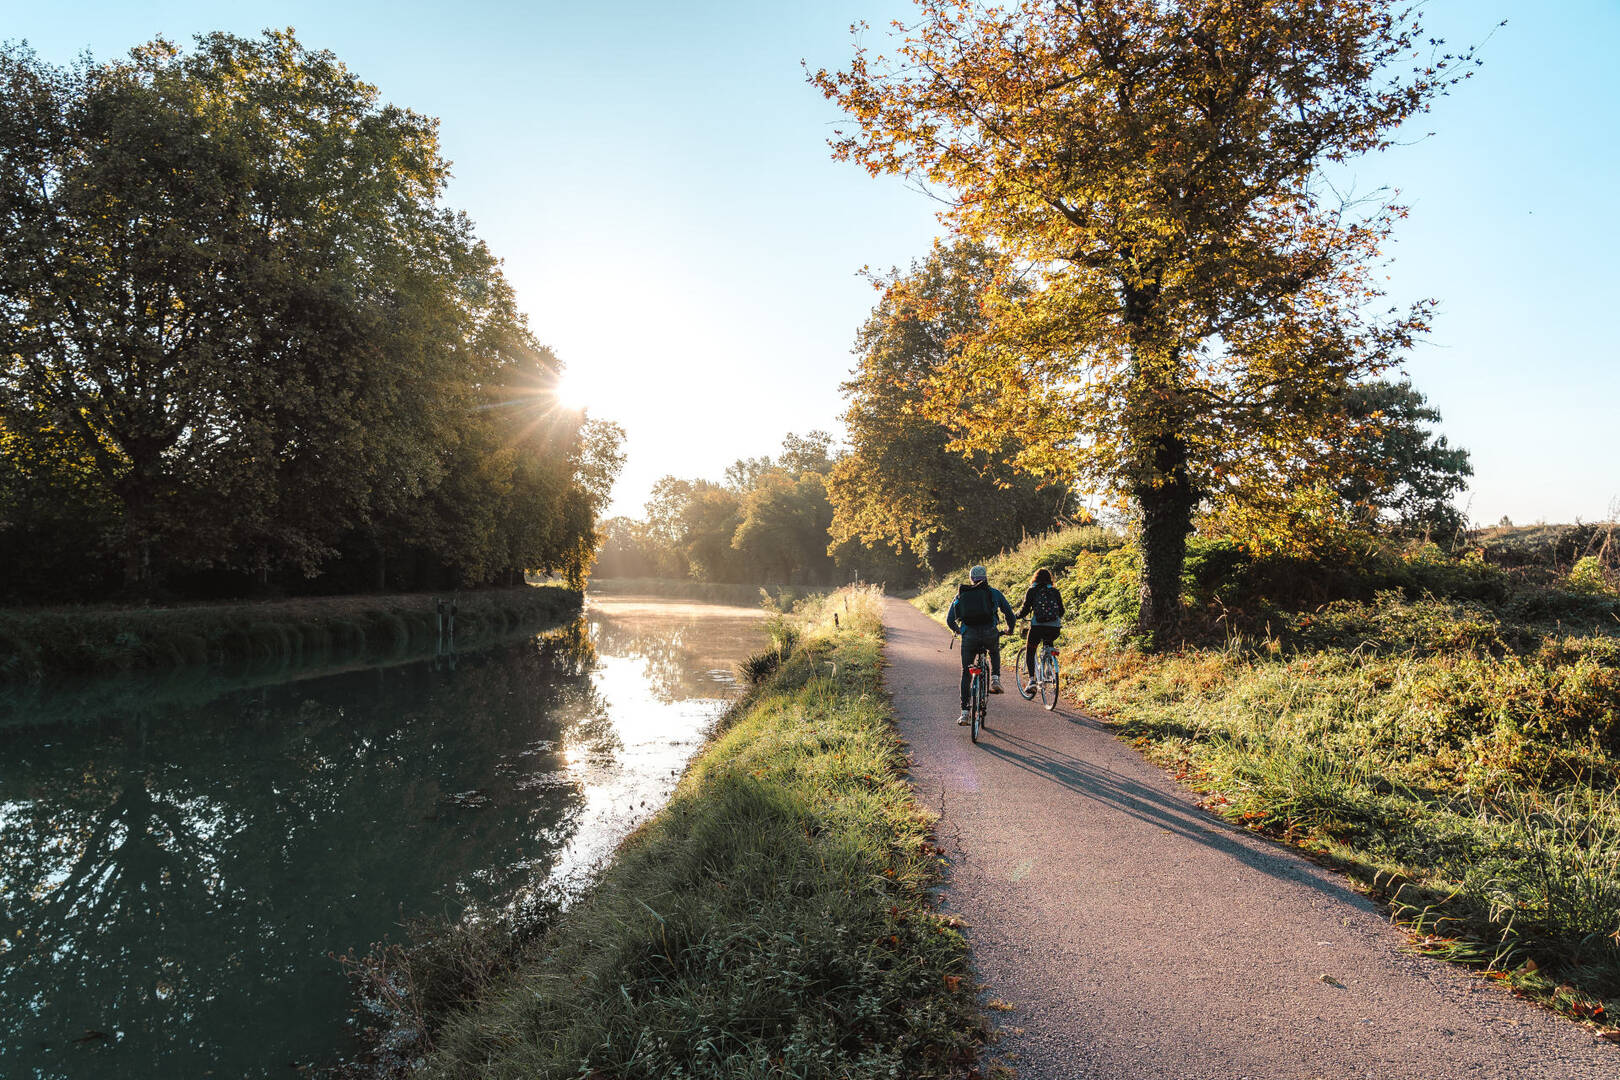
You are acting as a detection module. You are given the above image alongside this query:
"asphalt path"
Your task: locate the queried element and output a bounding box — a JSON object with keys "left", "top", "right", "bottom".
{"left": 882, "top": 597, "right": 1615, "bottom": 1080}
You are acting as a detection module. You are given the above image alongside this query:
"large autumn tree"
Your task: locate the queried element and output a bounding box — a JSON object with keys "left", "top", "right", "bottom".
{"left": 828, "top": 240, "right": 1074, "bottom": 574}
{"left": 814, "top": 0, "right": 1478, "bottom": 638}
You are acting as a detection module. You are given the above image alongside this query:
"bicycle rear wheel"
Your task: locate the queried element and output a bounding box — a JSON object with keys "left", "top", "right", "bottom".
{"left": 969, "top": 672, "right": 982, "bottom": 743}
{"left": 1040, "top": 651, "right": 1060, "bottom": 711}
{"left": 972, "top": 650, "right": 984, "bottom": 744}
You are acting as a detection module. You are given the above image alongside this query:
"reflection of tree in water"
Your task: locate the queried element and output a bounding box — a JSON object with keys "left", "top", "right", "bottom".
{"left": 0, "top": 621, "right": 604, "bottom": 1078}
{"left": 588, "top": 606, "right": 767, "bottom": 704}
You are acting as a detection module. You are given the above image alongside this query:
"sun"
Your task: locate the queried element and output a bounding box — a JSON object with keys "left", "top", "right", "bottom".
{"left": 552, "top": 369, "right": 589, "bottom": 413}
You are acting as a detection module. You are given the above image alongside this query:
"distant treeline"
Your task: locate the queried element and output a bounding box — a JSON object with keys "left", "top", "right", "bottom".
{"left": 0, "top": 32, "right": 621, "bottom": 604}
{"left": 593, "top": 430, "right": 1076, "bottom": 590}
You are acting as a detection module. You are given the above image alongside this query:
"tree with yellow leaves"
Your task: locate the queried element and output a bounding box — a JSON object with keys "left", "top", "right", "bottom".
{"left": 813, "top": 0, "right": 1479, "bottom": 640}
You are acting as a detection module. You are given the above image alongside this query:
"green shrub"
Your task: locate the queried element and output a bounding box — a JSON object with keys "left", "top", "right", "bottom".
{"left": 1568, "top": 555, "right": 1616, "bottom": 595}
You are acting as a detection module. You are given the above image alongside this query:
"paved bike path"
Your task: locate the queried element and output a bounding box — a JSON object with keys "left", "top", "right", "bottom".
{"left": 882, "top": 597, "right": 1614, "bottom": 1079}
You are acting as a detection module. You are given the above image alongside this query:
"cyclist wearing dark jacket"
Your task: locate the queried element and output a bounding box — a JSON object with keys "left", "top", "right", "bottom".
{"left": 946, "top": 564, "right": 1016, "bottom": 724}
{"left": 1014, "top": 567, "right": 1064, "bottom": 699}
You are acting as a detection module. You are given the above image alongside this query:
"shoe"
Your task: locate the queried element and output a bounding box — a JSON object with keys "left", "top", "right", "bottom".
{"left": 1021, "top": 684, "right": 1036, "bottom": 700}
{"left": 957, "top": 709, "right": 971, "bottom": 725}
{"left": 990, "top": 675, "right": 1004, "bottom": 694}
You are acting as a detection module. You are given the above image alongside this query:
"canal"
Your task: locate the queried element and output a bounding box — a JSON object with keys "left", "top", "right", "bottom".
{"left": 0, "top": 594, "right": 768, "bottom": 1078}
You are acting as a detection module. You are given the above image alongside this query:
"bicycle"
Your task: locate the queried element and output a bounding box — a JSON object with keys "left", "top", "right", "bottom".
{"left": 966, "top": 644, "right": 991, "bottom": 742}
{"left": 1015, "top": 630, "right": 1062, "bottom": 711}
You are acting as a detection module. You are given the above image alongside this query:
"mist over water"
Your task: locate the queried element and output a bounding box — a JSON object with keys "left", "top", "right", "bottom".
{"left": 0, "top": 595, "right": 766, "bottom": 1079}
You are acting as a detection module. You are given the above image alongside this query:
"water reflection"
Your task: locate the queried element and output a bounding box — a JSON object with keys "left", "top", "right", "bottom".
{"left": 0, "top": 597, "right": 765, "bottom": 1079}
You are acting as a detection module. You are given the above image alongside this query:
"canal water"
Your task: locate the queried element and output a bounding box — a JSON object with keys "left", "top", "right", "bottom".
{"left": 0, "top": 594, "right": 768, "bottom": 1079}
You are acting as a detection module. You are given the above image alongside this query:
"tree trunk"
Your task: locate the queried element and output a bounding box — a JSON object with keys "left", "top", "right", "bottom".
{"left": 1119, "top": 275, "right": 1194, "bottom": 647}
{"left": 921, "top": 531, "right": 943, "bottom": 579}
{"left": 115, "top": 470, "right": 157, "bottom": 596}
{"left": 1134, "top": 431, "right": 1196, "bottom": 645}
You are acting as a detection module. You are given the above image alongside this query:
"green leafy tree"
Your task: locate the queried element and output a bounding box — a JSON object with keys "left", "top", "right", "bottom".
{"left": 1336, "top": 379, "right": 1472, "bottom": 535}
{"left": 0, "top": 32, "right": 610, "bottom": 597}
{"left": 0, "top": 33, "right": 466, "bottom": 586}
{"left": 815, "top": 1, "right": 1479, "bottom": 640}
{"left": 827, "top": 242, "right": 1074, "bottom": 576}
{"left": 732, "top": 472, "right": 836, "bottom": 584}
{"left": 777, "top": 430, "right": 836, "bottom": 477}
{"left": 631, "top": 433, "right": 847, "bottom": 585}
{"left": 679, "top": 484, "right": 748, "bottom": 582}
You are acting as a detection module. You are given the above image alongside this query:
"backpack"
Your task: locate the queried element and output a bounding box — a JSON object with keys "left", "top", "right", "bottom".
{"left": 956, "top": 583, "right": 995, "bottom": 627}
{"left": 1031, "top": 584, "right": 1062, "bottom": 624}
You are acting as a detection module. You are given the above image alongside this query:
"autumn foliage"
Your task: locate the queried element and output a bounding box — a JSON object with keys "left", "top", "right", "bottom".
{"left": 814, "top": 0, "right": 1479, "bottom": 640}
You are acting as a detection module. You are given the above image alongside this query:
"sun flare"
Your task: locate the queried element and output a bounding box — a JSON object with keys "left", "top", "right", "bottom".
{"left": 552, "top": 370, "right": 589, "bottom": 413}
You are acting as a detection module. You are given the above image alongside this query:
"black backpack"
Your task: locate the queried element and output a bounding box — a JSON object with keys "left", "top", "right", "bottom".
{"left": 956, "top": 583, "right": 995, "bottom": 626}
{"left": 1031, "top": 584, "right": 1062, "bottom": 624}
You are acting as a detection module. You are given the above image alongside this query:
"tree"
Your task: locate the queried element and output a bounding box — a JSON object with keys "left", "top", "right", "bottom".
{"left": 679, "top": 484, "right": 748, "bottom": 582}
{"left": 1204, "top": 376, "right": 1473, "bottom": 554}
{"left": 0, "top": 33, "right": 471, "bottom": 586}
{"left": 732, "top": 472, "right": 836, "bottom": 583}
{"left": 723, "top": 456, "right": 776, "bottom": 493}
{"left": 1, "top": 32, "right": 611, "bottom": 598}
{"left": 626, "top": 433, "right": 848, "bottom": 585}
{"left": 827, "top": 241, "right": 1074, "bottom": 575}
{"left": 778, "top": 430, "right": 836, "bottom": 476}
{"left": 1335, "top": 379, "right": 1472, "bottom": 535}
{"left": 814, "top": 0, "right": 1478, "bottom": 640}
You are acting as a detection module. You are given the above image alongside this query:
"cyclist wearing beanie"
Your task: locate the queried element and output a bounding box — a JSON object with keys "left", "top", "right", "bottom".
{"left": 945, "top": 564, "right": 1016, "bottom": 725}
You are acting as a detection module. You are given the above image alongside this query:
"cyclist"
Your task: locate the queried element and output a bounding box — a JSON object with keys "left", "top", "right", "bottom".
{"left": 946, "top": 564, "right": 1016, "bottom": 725}
{"left": 1014, "top": 567, "right": 1065, "bottom": 699}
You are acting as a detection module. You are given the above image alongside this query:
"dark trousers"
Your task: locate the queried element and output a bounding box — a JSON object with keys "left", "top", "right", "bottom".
{"left": 959, "top": 627, "right": 1000, "bottom": 708}
{"left": 1024, "top": 624, "right": 1060, "bottom": 678}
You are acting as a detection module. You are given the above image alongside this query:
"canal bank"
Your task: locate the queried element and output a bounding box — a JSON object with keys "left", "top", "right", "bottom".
{"left": 394, "top": 587, "right": 985, "bottom": 1080}
{"left": 0, "top": 585, "right": 580, "bottom": 684}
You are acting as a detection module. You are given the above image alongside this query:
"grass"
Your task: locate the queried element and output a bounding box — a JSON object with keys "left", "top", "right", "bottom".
{"left": 919, "top": 524, "right": 1620, "bottom": 1032}
{"left": 348, "top": 586, "right": 983, "bottom": 1079}
{"left": 0, "top": 585, "right": 579, "bottom": 684}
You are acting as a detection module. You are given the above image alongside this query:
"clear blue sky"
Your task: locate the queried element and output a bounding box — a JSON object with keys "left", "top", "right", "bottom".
{"left": 9, "top": 1, "right": 1616, "bottom": 526}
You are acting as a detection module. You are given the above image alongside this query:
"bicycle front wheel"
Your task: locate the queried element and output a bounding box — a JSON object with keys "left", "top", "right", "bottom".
{"left": 1015, "top": 653, "right": 1035, "bottom": 698}
{"left": 1040, "top": 652, "right": 1060, "bottom": 711}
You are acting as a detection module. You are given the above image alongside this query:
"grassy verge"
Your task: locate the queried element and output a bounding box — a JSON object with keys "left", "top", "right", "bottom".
{"left": 353, "top": 586, "right": 982, "bottom": 1079}
{"left": 919, "top": 526, "right": 1620, "bottom": 1033}
{"left": 0, "top": 585, "right": 579, "bottom": 684}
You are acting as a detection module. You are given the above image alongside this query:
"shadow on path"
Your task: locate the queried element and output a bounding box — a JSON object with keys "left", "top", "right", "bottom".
{"left": 970, "top": 714, "right": 1369, "bottom": 908}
